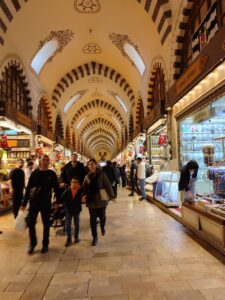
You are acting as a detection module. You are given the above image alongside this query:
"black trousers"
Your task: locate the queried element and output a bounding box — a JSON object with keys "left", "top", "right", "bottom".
{"left": 28, "top": 205, "right": 51, "bottom": 247}
{"left": 12, "top": 192, "right": 23, "bottom": 219}
{"left": 131, "top": 178, "right": 140, "bottom": 194}
{"left": 121, "top": 175, "right": 126, "bottom": 188}
{"left": 89, "top": 207, "right": 106, "bottom": 238}
{"left": 112, "top": 184, "right": 117, "bottom": 198}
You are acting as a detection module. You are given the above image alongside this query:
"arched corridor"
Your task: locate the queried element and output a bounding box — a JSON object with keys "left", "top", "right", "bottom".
{"left": 1, "top": 1, "right": 225, "bottom": 299}
{"left": 1, "top": 189, "right": 225, "bottom": 300}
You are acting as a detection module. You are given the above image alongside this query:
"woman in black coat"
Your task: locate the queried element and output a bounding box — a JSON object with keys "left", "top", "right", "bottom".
{"left": 82, "top": 158, "right": 115, "bottom": 246}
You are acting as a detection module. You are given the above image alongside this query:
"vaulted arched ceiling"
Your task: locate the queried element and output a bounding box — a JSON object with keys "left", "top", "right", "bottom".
{"left": 0, "top": 0, "right": 181, "bottom": 159}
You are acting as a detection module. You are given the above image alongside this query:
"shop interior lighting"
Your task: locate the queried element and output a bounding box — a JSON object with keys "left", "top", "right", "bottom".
{"left": 0, "top": 118, "right": 32, "bottom": 135}
{"left": 174, "top": 60, "right": 225, "bottom": 114}
{"left": 64, "top": 93, "right": 81, "bottom": 113}
{"left": 124, "top": 43, "right": 145, "bottom": 76}
{"left": 31, "top": 39, "right": 59, "bottom": 74}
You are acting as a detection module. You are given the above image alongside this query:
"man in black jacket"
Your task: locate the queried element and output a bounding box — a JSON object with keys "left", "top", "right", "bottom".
{"left": 9, "top": 159, "right": 25, "bottom": 218}
{"left": 21, "top": 155, "right": 59, "bottom": 255}
{"left": 60, "top": 153, "right": 86, "bottom": 187}
{"left": 178, "top": 160, "right": 199, "bottom": 202}
{"left": 128, "top": 160, "right": 139, "bottom": 196}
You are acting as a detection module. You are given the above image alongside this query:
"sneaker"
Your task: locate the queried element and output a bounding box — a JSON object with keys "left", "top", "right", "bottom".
{"left": 128, "top": 193, "right": 134, "bottom": 196}
{"left": 41, "top": 245, "right": 49, "bottom": 254}
{"left": 92, "top": 237, "right": 98, "bottom": 246}
{"left": 74, "top": 238, "right": 80, "bottom": 244}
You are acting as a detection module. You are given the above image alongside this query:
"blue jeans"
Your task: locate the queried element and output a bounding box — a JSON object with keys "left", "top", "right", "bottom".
{"left": 65, "top": 211, "right": 80, "bottom": 239}
{"left": 139, "top": 179, "right": 146, "bottom": 199}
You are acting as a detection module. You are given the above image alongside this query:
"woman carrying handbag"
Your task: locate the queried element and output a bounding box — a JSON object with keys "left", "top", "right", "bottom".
{"left": 82, "top": 158, "right": 115, "bottom": 246}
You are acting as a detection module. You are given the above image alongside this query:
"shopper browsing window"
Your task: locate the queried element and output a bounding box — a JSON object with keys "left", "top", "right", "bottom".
{"left": 21, "top": 155, "right": 60, "bottom": 255}
{"left": 136, "top": 157, "right": 146, "bottom": 200}
{"left": 9, "top": 159, "right": 25, "bottom": 218}
{"left": 82, "top": 158, "right": 115, "bottom": 246}
{"left": 60, "top": 177, "right": 82, "bottom": 247}
{"left": 178, "top": 160, "right": 199, "bottom": 202}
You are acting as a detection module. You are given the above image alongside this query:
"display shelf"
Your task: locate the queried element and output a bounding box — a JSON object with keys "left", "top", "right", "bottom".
{"left": 155, "top": 171, "right": 180, "bottom": 207}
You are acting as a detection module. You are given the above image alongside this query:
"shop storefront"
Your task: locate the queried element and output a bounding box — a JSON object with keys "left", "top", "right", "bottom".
{"left": 0, "top": 114, "right": 34, "bottom": 212}
{"left": 35, "top": 134, "right": 53, "bottom": 158}
{"left": 53, "top": 142, "right": 65, "bottom": 174}
{"left": 133, "top": 133, "right": 146, "bottom": 158}
{"left": 146, "top": 117, "right": 171, "bottom": 171}
{"left": 164, "top": 26, "right": 225, "bottom": 253}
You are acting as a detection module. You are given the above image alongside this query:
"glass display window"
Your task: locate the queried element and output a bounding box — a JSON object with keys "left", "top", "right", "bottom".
{"left": 155, "top": 171, "right": 181, "bottom": 206}
{"left": 179, "top": 95, "right": 225, "bottom": 195}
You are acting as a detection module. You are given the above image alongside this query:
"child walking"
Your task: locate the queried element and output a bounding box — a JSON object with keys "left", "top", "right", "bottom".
{"left": 61, "top": 177, "right": 82, "bottom": 247}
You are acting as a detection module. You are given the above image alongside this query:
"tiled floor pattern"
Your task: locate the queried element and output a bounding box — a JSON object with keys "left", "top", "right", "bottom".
{"left": 0, "top": 188, "right": 225, "bottom": 300}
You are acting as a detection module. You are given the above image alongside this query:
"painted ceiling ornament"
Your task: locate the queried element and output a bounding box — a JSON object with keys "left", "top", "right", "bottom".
{"left": 88, "top": 76, "right": 103, "bottom": 83}
{"left": 37, "top": 29, "right": 74, "bottom": 63}
{"left": 108, "top": 32, "right": 139, "bottom": 67}
{"left": 83, "top": 42, "right": 102, "bottom": 54}
{"left": 74, "top": 0, "right": 101, "bottom": 13}
{"left": 91, "top": 88, "right": 103, "bottom": 97}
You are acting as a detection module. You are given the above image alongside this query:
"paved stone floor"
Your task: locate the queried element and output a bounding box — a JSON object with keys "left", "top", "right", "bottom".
{"left": 0, "top": 188, "right": 225, "bottom": 300}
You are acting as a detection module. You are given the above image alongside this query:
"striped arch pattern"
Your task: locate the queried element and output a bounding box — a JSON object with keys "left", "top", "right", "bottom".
{"left": 80, "top": 118, "right": 119, "bottom": 138}
{"left": 72, "top": 131, "right": 76, "bottom": 151}
{"left": 129, "top": 114, "right": 134, "bottom": 141}
{"left": 172, "top": 0, "right": 194, "bottom": 80}
{"left": 92, "top": 141, "right": 113, "bottom": 151}
{"left": 147, "top": 61, "right": 165, "bottom": 114}
{"left": 41, "top": 96, "right": 53, "bottom": 130}
{"left": 55, "top": 114, "right": 64, "bottom": 139}
{"left": 135, "top": 97, "right": 144, "bottom": 127}
{"left": 88, "top": 135, "right": 115, "bottom": 150}
{"left": 52, "top": 61, "right": 135, "bottom": 107}
{"left": 0, "top": 0, "right": 29, "bottom": 46}
{"left": 85, "top": 129, "right": 117, "bottom": 145}
{"left": 136, "top": 0, "right": 172, "bottom": 45}
{"left": 89, "top": 139, "right": 114, "bottom": 151}
{"left": 72, "top": 99, "right": 125, "bottom": 125}
{"left": 65, "top": 124, "right": 72, "bottom": 145}
{"left": 0, "top": 56, "right": 32, "bottom": 106}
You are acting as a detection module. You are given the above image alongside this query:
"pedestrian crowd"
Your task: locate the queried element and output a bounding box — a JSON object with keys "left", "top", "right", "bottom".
{"left": 7, "top": 154, "right": 151, "bottom": 254}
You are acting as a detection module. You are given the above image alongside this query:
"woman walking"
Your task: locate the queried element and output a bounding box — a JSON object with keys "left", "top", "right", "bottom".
{"left": 82, "top": 158, "right": 115, "bottom": 246}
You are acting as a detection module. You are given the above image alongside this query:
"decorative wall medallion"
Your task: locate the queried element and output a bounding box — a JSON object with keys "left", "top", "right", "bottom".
{"left": 108, "top": 32, "right": 140, "bottom": 67}
{"left": 91, "top": 89, "right": 103, "bottom": 97}
{"left": 88, "top": 76, "right": 103, "bottom": 83}
{"left": 36, "top": 30, "right": 74, "bottom": 63}
{"left": 83, "top": 42, "right": 101, "bottom": 54}
{"left": 74, "top": 0, "right": 101, "bottom": 13}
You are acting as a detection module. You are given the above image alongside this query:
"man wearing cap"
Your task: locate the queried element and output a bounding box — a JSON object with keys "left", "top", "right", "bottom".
{"left": 60, "top": 153, "right": 86, "bottom": 187}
